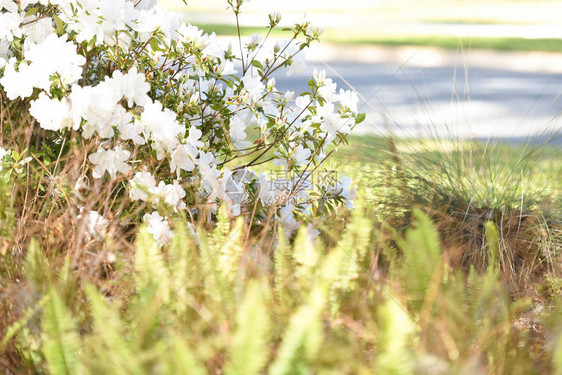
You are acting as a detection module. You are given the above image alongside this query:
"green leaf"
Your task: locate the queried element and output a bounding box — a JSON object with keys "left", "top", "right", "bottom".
{"left": 400, "top": 209, "right": 442, "bottom": 310}
{"left": 25, "top": 7, "right": 39, "bottom": 17}
{"left": 23, "top": 238, "right": 49, "bottom": 292}
{"left": 250, "top": 59, "right": 263, "bottom": 70}
{"left": 42, "top": 287, "right": 80, "bottom": 375}
{"left": 53, "top": 14, "right": 64, "bottom": 34}
{"left": 149, "top": 37, "right": 161, "bottom": 52}
{"left": 355, "top": 112, "right": 366, "bottom": 124}
{"left": 224, "top": 280, "right": 271, "bottom": 375}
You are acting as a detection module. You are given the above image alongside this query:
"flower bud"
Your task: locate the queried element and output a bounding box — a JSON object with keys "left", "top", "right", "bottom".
{"left": 269, "top": 11, "right": 281, "bottom": 26}
{"left": 267, "top": 78, "right": 275, "bottom": 91}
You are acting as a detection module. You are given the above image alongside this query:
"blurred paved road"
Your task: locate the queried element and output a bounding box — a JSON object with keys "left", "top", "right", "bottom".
{"left": 272, "top": 46, "right": 562, "bottom": 142}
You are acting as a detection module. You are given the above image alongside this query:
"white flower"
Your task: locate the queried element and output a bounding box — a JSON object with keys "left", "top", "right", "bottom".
{"left": 25, "top": 34, "right": 86, "bottom": 88}
{"left": 241, "top": 74, "right": 265, "bottom": 102}
{"left": 69, "top": 82, "right": 125, "bottom": 138}
{"left": 216, "top": 61, "right": 237, "bottom": 76}
{"left": 313, "top": 68, "right": 326, "bottom": 84}
{"left": 170, "top": 144, "right": 196, "bottom": 174}
{"left": 187, "top": 126, "right": 204, "bottom": 149}
{"left": 317, "top": 103, "right": 353, "bottom": 142}
{"left": 156, "top": 180, "right": 186, "bottom": 211}
{"left": 134, "top": 5, "right": 182, "bottom": 40}
{"left": 29, "top": 93, "right": 73, "bottom": 131}
{"left": 78, "top": 209, "right": 109, "bottom": 241}
{"left": 0, "top": 60, "right": 37, "bottom": 100}
{"left": 219, "top": 168, "right": 255, "bottom": 216}
{"left": 0, "top": 1, "right": 18, "bottom": 12}
{"left": 0, "top": 11, "right": 23, "bottom": 42}
{"left": 141, "top": 100, "right": 183, "bottom": 158}
{"left": 318, "top": 78, "right": 337, "bottom": 102}
{"left": 21, "top": 16, "right": 54, "bottom": 48}
{"left": 106, "top": 68, "right": 150, "bottom": 107}
{"left": 295, "top": 95, "right": 311, "bottom": 110}
{"left": 144, "top": 211, "right": 173, "bottom": 246}
{"left": 279, "top": 203, "right": 300, "bottom": 236}
{"left": 65, "top": 0, "right": 138, "bottom": 45}
{"left": 0, "top": 34, "right": 85, "bottom": 99}
{"left": 229, "top": 116, "right": 247, "bottom": 145}
{"left": 293, "top": 144, "right": 311, "bottom": 166}
{"left": 88, "top": 145, "right": 131, "bottom": 179}
{"left": 177, "top": 23, "right": 210, "bottom": 49}
{"left": 129, "top": 171, "right": 157, "bottom": 201}
{"left": 134, "top": 0, "right": 157, "bottom": 10}
{"left": 337, "top": 88, "right": 359, "bottom": 113}
{"left": 118, "top": 120, "right": 146, "bottom": 145}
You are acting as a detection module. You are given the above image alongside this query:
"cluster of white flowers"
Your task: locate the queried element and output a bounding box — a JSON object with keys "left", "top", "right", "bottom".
{"left": 0, "top": 0, "right": 360, "bottom": 245}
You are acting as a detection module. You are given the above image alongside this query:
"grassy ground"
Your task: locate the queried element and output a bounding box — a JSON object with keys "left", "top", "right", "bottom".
{"left": 161, "top": 0, "right": 562, "bottom": 52}
{"left": 195, "top": 23, "right": 562, "bottom": 52}
{"left": 162, "top": 0, "right": 562, "bottom": 25}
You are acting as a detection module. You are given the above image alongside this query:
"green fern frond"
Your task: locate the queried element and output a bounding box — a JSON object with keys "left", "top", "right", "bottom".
{"left": 274, "top": 228, "right": 294, "bottom": 306}
{"left": 292, "top": 226, "right": 319, "bottom": 282}
{"left": 23, "top": 238, "right": 50, "bottom": 292}
{"left": 225, "top": 279, "right": 271, "bottom": 375}
{"left": 376, "top": 299, "right": 414, "bottom": 375}
{"left": 134, "top": 226, "right": 170, "bottom": 302}
{"left": 269, "top": 249, "right": 342, "bottom": 375}
{"left": 217, "top": 217, "right": 245, "bottom": 285}
{"left": 269, "top": 304, "right": 323, "bottom": 375}
{"left": 400, "top": 209, "right": 442, "bottom": 309}
{"left": 168, "top": 220, "right": 197, "bottom": 308}
{"left": 42, "top": 286, "right": 80, "bottom": 375}
{"left": 83, "top": 283, "right": 143, "bottom": 374}
{"left": 162, "top": 337, "right": 207, "bottom": 375}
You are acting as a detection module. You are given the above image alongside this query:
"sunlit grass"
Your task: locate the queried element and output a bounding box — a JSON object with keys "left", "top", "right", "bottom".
{"left": 192, "top": 23, "right": 562, "bottom": 52}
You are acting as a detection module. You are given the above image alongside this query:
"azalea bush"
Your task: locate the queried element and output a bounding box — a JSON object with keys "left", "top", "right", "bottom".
{"left": 0, "top": 0, "right": 362, "bottom": 246}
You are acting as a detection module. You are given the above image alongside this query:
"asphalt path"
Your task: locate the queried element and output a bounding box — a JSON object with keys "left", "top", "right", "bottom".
{"left": 274, "top": 60, "right": 562, "bottom": 143}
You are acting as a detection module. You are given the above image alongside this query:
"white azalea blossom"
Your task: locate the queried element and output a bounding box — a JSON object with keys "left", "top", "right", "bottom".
{"left": 229, "top": 116, "right": 248, "bottom": 149}
{"left": 0, "top": 11, "right": 22, "bottom": 41}
{"left": 337, "top": 88, "right": 359, "bottom": 112}
{"left": 170, "top": 144, "right": 196, "bottom": 174}
{"left": 118, "top": 120, "right": 146, "bottom": 145}
{"left": 144, "top": 211, "right": 173, "bottom": 246}
{"left": 293, "top": 144, "right": 311, "bottom": 166}
{"left": 156, "top": 180, "right": 186, "bottom": 211}
{"left": 88, "top": 145, "right": 131, "bottom": 179}
{"left": 130, "top": 171, "right": 157, "bottom": 201}
{"left": 21, "top": 16, "right": 54, "bottom": 48}
{"left": 0, "top": 60, "right": 38, "bottom": 100}
{"left": 25, "top": 34, "right": 86, "bottom": 88}
{"left": 332, "top": 173, "right": 357, "bottom": 209}
{"left": 69, "top": 82, "right": 126, "bottom": 138}
{"left": 30, "top": 93, "right": 73, "bottom": 131}
{"left": 141, "top": 100, "right": 183, "bottom": 158}
{"left": 106, "top": 68, "right": 150, "bottom": 107}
